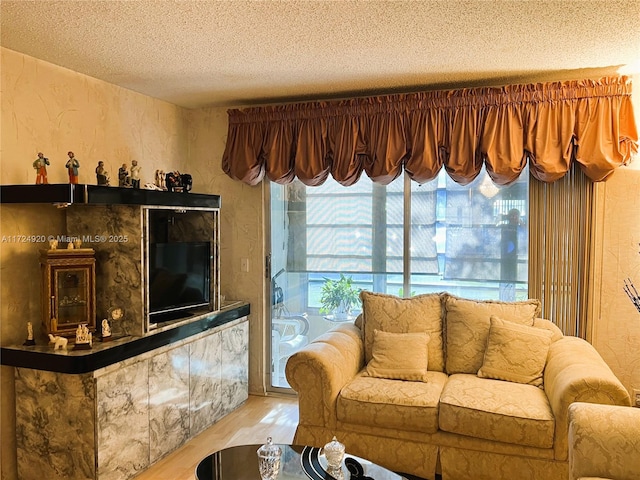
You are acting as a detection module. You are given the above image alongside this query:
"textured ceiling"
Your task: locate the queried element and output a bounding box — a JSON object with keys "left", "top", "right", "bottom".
{"left": 2, "top": 0, "right": 640, "bottom": 109}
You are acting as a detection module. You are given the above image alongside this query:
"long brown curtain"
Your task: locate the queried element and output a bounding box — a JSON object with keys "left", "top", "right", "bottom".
{"left": 223, "top": 76, "right": 638, "bottom": 187}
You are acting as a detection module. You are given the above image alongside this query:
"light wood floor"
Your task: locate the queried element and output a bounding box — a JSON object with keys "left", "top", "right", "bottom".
{"left": 135, "top": 394, "right": 299, "bottom": 480}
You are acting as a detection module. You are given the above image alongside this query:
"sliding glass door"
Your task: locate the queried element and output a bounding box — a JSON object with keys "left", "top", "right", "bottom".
{"left": 268, "top": 168, "right": 528, "bottom": 390}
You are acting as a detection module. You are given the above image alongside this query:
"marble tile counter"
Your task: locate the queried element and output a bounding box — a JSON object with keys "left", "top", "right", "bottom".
{"left": 1, "top": 302, "right": 249, "bottom": 374}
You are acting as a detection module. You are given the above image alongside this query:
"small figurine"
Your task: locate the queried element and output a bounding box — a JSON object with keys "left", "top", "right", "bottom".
{"left": 67, "top": 241, "right": 75, "bottom": 249}
{"left": 73, "top": 238, "right": 82, "bottom": 249}
{"left": 49, "top": 238, "right": 58, "bottom": 250}
{"left": 65, "top": 151, "right": 80, "bottom": 184}
{"left": 101, "top": 319, "right": 112, "bottom": 341}
{"left": 48, "top": 334, "right": 68, "bottom": 350}
{"left": 182, "top": 173, "right": 192, "bottom": 192}
{"left": 33, "top": 152, "right": 50, "bottom": 184}
{"left": 130, "top": 160, "right": 141, "bottom": 189}
{"left": 166, "top": 171, "right": 193, "bottom": 193}
{"left": 118, "top": 163, "right": 129, "bottom": 187}
{"left": 23, "top": 322, "right": 36, "bottom": 346}
{"left": 155, "top": 169, "right": 166, "bottom": 190}
{"left": 166, "top": 171, "right": 179, "bottom": 192}
{"left": 96, "top": 161, "right": 110, "bottom": 186}
{"left": 74, "top": 324, "right": 92, "bottom": 349}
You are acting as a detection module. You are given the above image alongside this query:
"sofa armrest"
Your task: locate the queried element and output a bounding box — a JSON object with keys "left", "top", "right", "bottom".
{"left": 569, "top": 402, "right": 640, "bottom": 480}
{"left": 544, "top": 336, "right": 631, "bottom": 461}
{"left": 285, "top": 323, "right": 364, "bottom": 430}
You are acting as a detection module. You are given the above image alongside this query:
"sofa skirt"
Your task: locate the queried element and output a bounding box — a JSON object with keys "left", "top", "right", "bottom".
{"left": 439, "top": 446, "right": 568, "bottom": 480}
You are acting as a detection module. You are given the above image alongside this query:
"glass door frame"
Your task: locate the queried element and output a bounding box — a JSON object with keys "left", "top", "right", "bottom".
{"left": 264, "top": 181, "right": 296, "bottom": 394}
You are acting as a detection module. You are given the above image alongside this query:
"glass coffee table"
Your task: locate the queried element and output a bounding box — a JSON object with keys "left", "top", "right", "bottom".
{"left": 195, "top": 444, "right": 408, "bottom": 480}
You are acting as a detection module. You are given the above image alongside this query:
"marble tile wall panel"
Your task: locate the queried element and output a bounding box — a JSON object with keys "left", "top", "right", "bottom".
{"left": 221, "top": 321, "right": 249, "bottom": 415}
{"left": 15, "top": 368, "right": 96, "bottom": 480}
{"left": 150, "top": 208, "right": 215, "bottom": 243}
{"left": 12, "top": 317, "right": 248, "bottom": 480}
{"left": 96, "top": 359, "right": 149, "bottom": 480}
{"left": 67, "top": 205, "right": 144, "bottom": 336}
{"left": 93, "top": 316, "right": 248, "bottom": 379}
{"left": 189, "top": 331, "right": 222, "bottom": 436}
{"left": 149, "top": 344, "right": 190, "bottom": 463}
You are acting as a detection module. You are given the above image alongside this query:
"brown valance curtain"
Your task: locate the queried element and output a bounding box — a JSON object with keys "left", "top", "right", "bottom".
{"left": 222, "top": 76, "right": 638, "bottom": 187}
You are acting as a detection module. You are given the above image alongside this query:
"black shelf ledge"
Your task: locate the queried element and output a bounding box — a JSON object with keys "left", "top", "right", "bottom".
{"left": 0, "top": 184, "right": 221, "bottom": 209}
{"left": 0, "top": 303, "right": 249, "bottom": 374}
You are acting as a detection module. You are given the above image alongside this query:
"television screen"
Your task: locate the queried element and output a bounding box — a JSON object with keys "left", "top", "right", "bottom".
{"left": 149, "top": 242, "right": 211, "bottom": 318}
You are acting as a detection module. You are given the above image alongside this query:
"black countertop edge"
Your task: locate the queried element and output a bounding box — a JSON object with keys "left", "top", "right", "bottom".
{"left": 0, "top": 303, "right": 250, "bottom": 374}
{"left": 0, "top": 184, "right": 221, "bottom": 209}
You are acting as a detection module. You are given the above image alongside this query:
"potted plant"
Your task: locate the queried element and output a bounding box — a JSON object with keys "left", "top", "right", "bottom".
{"left": 319, "top": 274, "right": 361, "bottom": 319}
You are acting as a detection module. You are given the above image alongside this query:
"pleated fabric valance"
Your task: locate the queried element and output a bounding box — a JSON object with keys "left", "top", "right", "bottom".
{"left": 222, "top": 76, "right": 638, "bottom": 187}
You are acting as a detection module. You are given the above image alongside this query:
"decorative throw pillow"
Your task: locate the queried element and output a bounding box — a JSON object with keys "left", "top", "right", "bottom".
{"left": 477, "top": 316, "right": 553, "bottom": 387}
{"left": 444, "top": 295, "right": 541, "bottom": 374}
{"left": 360, "top": 291, "right": 445, "bottom": 372}
{"left": 366, "top": 329, "right": 430, "bottom": 382}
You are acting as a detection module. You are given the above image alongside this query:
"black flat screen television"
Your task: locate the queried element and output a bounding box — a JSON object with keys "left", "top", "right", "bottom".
{"left": 148, "top": 241, "right": 211, "bottom": 322}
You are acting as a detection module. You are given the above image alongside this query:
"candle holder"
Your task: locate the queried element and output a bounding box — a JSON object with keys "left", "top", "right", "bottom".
{"left": 257, "top": 437, "right": 282, "bottom": 480}
{"left": 323, "top": 436, "right": 345, "bottom": 480}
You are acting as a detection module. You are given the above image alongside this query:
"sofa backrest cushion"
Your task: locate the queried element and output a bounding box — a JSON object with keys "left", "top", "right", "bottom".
{"left": 366, "top": 329, "right": 431, "bottom": 382}
{"left": 360, "top": 291, "right": 445, "bottom": 372}
{"left": 444, "top": 295, "right": 541, "bottom": 374}
{"left": 477, "top": 315, "right": 553, "bottom": 387}
{"left": 533, "top": 318, "right": 564, "bottom": 342}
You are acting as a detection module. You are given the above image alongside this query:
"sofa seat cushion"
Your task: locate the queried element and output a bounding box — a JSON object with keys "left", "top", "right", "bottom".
{"left": 439, "top": 374, "right": 555, "bottom": 449}
{"left": 337, "top": 371, "right": 447, "bottom": 433}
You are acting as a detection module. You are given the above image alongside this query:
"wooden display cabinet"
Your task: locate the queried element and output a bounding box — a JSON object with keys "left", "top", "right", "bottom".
{"left": 40, "top": 248, "right": 96, "bottom": 337}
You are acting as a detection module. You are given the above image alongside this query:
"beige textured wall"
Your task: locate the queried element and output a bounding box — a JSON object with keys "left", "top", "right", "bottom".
{"left": 589, "top": 73, "right": 640, "bottom": 398}
{"left": 592, "top": 168, "right": 640, "bottom": 398}
{"left": 185, "top": 107, "right": 266, "bottom": 396}
{"left": 0, "top": 47, "right": 187, "bottom": 479}
{"left": 0, "top": 49, "right": 190, "bottom": 186}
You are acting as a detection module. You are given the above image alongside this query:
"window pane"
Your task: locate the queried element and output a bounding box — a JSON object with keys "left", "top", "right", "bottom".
{"left": 410, "top": 179, "right": 439, "bottom": 275}
{"left": 410, "top": 167, "right": 528, "bottom": 300}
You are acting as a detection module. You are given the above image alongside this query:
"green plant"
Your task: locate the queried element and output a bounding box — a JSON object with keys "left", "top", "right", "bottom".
{"left": 319, "top": 274, "right": 361, "bottom": 315}
{"left": 398, "top": 287, "right": 416, "bottom": 298}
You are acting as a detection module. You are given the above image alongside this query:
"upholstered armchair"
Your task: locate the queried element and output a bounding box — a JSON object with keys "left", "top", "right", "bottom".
{"left": 568, "top": 401, "right": 640, "bottom": 480}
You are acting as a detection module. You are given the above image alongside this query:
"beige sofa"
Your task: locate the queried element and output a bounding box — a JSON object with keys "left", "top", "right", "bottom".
{"left": 568, "top": 402, "right": 640, "bottom": 480}
{"left": 285, "top": 292, "right": 631, "bottom": 480}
